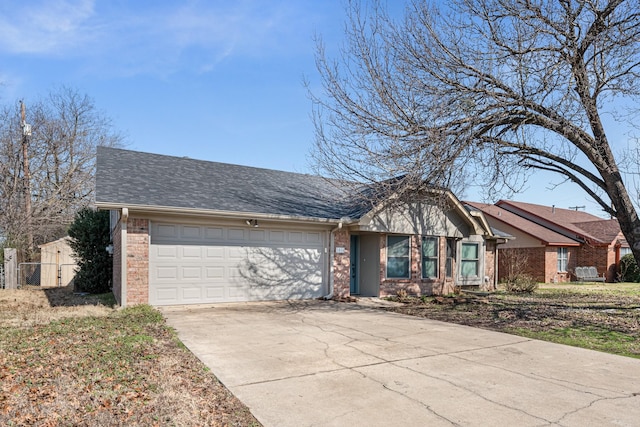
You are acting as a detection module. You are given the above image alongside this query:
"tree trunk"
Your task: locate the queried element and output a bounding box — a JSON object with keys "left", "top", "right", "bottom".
{"left": 604, "top": 171, "right": 640, "bottom": 271}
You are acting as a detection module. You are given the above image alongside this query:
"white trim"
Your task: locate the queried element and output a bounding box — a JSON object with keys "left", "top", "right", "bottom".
{"left": 95, "top": 202, "right": 345, "bottom": 226}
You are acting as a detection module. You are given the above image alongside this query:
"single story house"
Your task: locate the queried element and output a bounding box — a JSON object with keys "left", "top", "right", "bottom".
{"left": 466, "top": 201, "right": 629, "bottom": 283}
{"left": 96, "top": 147, "right": 501, "bottom": 306}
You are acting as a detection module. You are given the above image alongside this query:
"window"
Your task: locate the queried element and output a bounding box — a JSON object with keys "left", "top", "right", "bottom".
{"left": 422, "top": 237, "right": 438, "bottom": 278}
{"left": 387, "top": 236, "right": 410, "bottom": 278}
{"left": 557, "top": 247, "right": 568, "bottom": 272}
{"left": 461, "top": 243, "right": 479, "bottom": 277}
{"left": 620, "top": 247, "right": 632, "bottom": 257}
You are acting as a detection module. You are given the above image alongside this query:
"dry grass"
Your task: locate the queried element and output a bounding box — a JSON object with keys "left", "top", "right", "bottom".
{"left": 0, "top": 286, "right": 261, "bottom": 426}
{"left": 386, "top": 282, "right": 640, "bottom": 358}
{"left": 0, "top": 286, "right": 115, "bottom": 328}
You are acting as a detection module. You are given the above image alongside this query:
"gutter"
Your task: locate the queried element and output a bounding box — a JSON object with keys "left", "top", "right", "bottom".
{"left": 95, "top": 202, "right": 344, "bottom": 226}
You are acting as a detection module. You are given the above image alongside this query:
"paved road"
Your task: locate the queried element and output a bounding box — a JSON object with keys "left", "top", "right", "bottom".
{"left": 162, "top": 300, "right": 640, "bottom": 427}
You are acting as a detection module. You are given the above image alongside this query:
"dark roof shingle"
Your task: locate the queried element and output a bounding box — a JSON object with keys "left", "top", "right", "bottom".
{"left": 96, "top": 147, "right": 363, "bottom": 220}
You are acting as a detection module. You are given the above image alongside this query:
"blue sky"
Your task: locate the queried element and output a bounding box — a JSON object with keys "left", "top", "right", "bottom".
{"left": 0, "top": 0, "right": 623, "bottom": 217}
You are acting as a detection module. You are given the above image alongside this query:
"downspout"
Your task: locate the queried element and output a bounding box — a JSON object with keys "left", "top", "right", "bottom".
{"left": 494, "top": 240, "right": 499, "bottom": 290}
{"left": 494, "top": 238, "right": 508, "bottom": 290}
{"left": 324, "top": 221, "right": 343, "bottom": 300}
{"left": 121, "top": 208, "right": 129, "bottom": 307}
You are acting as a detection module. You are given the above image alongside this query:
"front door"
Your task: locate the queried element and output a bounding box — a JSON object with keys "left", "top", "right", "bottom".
{"left": 350, "top": 235, "right": 359, "bottom": 294}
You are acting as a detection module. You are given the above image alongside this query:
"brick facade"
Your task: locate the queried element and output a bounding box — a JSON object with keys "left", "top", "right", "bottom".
{"left": 499, "top": 244, "right": 622, "bottom": 283}
{"left": 577, "top": 244, "right": 616, "bottom": 282}
{"left": 125, "top": 218, "right": 150, "bottom": 305}
{"left": 115, "top": 217, "right": 492, "bottom": 305}
{"left": 484, "top": 240, "right": 496, "bottom": 291}
{"left": 498, "top": 247, "right": 547, "bottom": 283}
{"left": 378, "top": 235, "right": 458, "bottom": 297}
{"left": 332, "top": 229, "right": 350, "bottom": 298}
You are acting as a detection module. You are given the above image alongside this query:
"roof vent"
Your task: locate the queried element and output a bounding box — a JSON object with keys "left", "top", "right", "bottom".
{"left": 552, "top": 205, "right": 555, "bottom": 214}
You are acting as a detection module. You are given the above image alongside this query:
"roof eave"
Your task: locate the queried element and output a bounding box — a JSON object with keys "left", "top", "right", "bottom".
{"left": 95, "top": 202, "right": 347, "bottom": 226}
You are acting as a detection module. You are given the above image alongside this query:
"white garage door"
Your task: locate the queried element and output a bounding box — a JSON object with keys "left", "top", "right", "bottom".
{"left": 149, "top": 222, "right": 327, "bottom": 305}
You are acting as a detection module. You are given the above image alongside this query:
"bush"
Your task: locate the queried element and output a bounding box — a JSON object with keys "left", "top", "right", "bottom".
{"left": 619, "top": 253, "right": 640, "bottom": 283}
{"left": 504, "top": 274, "right": 538, "bottom": 293}
{"left": 68, "top": 208, "right": 112, "bottom": 294}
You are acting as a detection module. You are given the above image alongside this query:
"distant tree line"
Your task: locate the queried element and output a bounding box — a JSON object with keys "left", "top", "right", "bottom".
{"left": 0, "top": 86, "right": 123, "bottom": 261}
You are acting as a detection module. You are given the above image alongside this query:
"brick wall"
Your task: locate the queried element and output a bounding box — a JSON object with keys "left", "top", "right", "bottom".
{"left": 333, "top": 229, "right": 350, "bottom": 298}
{"left": 379, "top": 235, "right": 455, "bottom": 297}
{"left": 499, "top": 245, "right": 618, "bottom": 283}
{"left": 545, "top": 247, "right": 577, "bottom": 283}
{"left": 112, "top": 219, "right": 122, "bottom": 305}
{"left": 498, "top": 247, "right": 546, "bottom": 283}
{"left": 126, "top": 218, "right": 150, "bottom": 305}
{"left": 577, "top": 244, "right": 615, "bottom": 282}
{"left": 484, "top": 240, "right": 496, "bottom": 290}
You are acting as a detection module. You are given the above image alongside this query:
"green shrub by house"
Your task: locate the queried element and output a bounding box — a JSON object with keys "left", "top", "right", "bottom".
{"left": 68, "top": 208, "right": 112, "bottom": 293}
{"left": 620, "top": 253, "right": 640, "bottom": 283}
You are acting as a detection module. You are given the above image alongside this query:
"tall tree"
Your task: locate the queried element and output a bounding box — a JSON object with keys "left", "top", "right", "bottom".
{"left": 0, "top": 87, "right": 124, "bottom": 259}
{"left": 311, "top": 0, "right": 640, "bottom": 261}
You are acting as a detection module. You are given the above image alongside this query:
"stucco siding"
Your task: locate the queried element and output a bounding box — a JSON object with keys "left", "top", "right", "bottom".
{"left": 364, "top": 202, "right": 471, "bottom": 236}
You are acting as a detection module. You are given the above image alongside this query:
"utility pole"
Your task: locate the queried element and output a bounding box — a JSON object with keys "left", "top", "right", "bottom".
{"left": 20, "top": 101, "right": 33, "bottom": 258}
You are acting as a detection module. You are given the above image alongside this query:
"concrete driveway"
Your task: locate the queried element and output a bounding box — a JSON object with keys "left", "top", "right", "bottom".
{"left": 161, "top": 300, "right": 640, "bottom": 427}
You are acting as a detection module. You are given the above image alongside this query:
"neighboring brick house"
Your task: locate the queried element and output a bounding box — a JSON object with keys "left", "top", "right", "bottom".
{"left": 96, "top": 147, "right": 500, "bottom": 307}
{"left": 467, "top": 201, "right": 630, "bottom": 283}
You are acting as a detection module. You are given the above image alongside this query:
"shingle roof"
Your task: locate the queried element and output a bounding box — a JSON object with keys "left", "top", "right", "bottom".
{"left": 465, "top": 202, "right": 580, "bottom": 245}
{"left": 573, "top": 220, "right": 624, "bottom": 245}
{"left": 493, "top": 200, "right": 625, "bottom": 245}
{"left": 496, "top": 200, "right": 606, "bottom": 242}
{"left": 96, "top": 147, "right": 366, "bottom": 220}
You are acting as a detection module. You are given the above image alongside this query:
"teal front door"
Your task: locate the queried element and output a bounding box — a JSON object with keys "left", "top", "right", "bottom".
{"left": 350, "top": 235, "right": 359, "bottom": 294}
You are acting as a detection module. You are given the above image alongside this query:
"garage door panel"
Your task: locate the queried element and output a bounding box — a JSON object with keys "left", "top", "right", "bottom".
{"left": 156, "top": 287, "right": 178, "bottom": 302}
{"left": 182, "top": 266, "right": 202, "bottom": 279}
{"left": 182, "top": 246, "right": 202, "bottom": 258}
{"left": 249, "top": 229, "right": 266, "bottom": 241}
{"left": 288, "top": 232, "right": 303, "bottom": 243}
{"left": 205, "top": 227, "right": 223, "bottom": 239}
{"left": 227, "top": 247, "right": 245, "bottom": 259}
{"left": 181, "top": 225, "right": 202, "bottom": 239}
{"left": 156, "top": 224, "right": 179, "bottom": 239}
{"left": 150, "top": 222, "right": 326, "bottom": 306}
{"left": 228, "top": 228, "right": 245, "bottom": 241}
{"left": 156, "top": 266, "right": 178, "bottom": 280}
{"left": 181, "top": 286, "right": 202, "bottom": 301}
{"left": 206, "top": 247, "right": 224, "bottom": 258}
{"left": 306, "top": 232, "right": 321, "bottom": 243}
{"left": 205, "top": 286, "right": 225, "bottom": 299}
{"left": 205, "top": 266, "right": 224, "bottom": 279}
{"left": 269, "top": 230, "right": 285, "bottom": 242}
{"left": 156, "top": 246, "right": 177, "bottom": 258}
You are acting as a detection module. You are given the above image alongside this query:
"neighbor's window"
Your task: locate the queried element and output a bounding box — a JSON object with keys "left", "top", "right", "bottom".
{"left": 461, "top": 243, "right": 479, "bottom": 277}
{"left": 557, "top": 247, "right": 568, "bottom": 272}
{"left": 422, "top": 237, "right": 438, "bottom": 278}
{"left": 387, "top": 236, "right": 410, "bottom": 278}
{"left": 620, "top": 247, "right": 632, "bottom": 257}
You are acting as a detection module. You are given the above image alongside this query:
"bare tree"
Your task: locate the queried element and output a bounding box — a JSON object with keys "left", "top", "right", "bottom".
{"left": 0, "top": 87, "right": 124, "bottom": 260}
{"left": 311, "top": 0, "right": 640, "bottom": 263}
